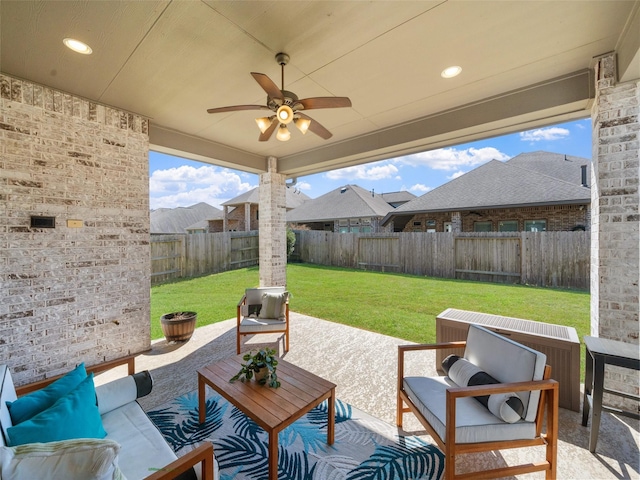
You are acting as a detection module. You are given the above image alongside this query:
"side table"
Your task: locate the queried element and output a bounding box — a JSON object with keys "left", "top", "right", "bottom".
{"left": 581, "top": 335, "right": 640, "bottom": 452}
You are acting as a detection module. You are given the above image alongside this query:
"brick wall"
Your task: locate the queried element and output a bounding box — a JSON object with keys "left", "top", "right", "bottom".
{"left": 403, "top": 204, "right": 589, "bottom": 232}
{"left": 0, "top": 74, "right": 151, "bottom": 385}
{"left": 591, "top": 53, "right": 640, "bottom": 409}
{"left": 259, "top": 157, "right": 286, "bottom": 287}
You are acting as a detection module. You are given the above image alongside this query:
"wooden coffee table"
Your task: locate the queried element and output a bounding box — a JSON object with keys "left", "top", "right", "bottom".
{"left": 197, "top": 355, "right": 336, "bottom": 480}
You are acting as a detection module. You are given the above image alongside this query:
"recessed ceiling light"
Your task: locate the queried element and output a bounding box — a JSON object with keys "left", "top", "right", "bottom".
{"left": 63, "top": 38, "right": 92, "bottom": 55}
{"left": 441, "top": 66, "right": 462, "bottom": 78}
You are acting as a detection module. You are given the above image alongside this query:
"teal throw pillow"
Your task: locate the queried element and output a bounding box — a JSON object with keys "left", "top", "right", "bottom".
{"left": 7, "top": 373, "right": 106, "bottom": 446}
{"left": 7, "top": 363, "right": 87, "bottom": 425}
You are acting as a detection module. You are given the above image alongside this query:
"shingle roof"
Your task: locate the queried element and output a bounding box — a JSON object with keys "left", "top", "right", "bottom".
{"left": 391, "top": 151, "right": 591, "bottom": 216}
{"left": 222, "top": 186, "right": 310, "bottom": 209}
{"left": 380, "top": 191, "right": 416, "bottom": 204}
{"left": 287, "top": 184, "right": 394, "bottom": 223}
{"left": 150, "top": 202, "right": 222, "bottom": 233}
{"left": 506, "top": 151, "right": 590, "bottom": 184}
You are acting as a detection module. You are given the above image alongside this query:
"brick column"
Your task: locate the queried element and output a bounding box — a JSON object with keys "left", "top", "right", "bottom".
{"left": 451, "top": 212, "right": 462, "bottom": 232}
{"left": 591, "top": 53, "right": 640, "bottom": 408}
{"left": 259, "top": 157, "right": 287, "bottom": 287}
{"left": 223, "top": 205, "right": 229, "bottom": 231}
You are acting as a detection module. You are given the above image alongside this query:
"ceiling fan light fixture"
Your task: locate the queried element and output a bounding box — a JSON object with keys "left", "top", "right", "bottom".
{"left": 255, "top": 116, "right": 274, "bottom": 134}
{"left": 276, "top": 124, "right": 291, "bottom": 141}
{"left": 441, "top": 65, "right": 462, "bottom": 78}
{"left": 294, "top": 117, "right": 311, "bottom": 134}
{"left": 277, "top": 104, "right": 294, "bottom": 124}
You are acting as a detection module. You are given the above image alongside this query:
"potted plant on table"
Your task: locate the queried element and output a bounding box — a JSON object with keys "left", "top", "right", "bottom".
{"left": 230, "top": 348, "right": 281, "bottom": 388}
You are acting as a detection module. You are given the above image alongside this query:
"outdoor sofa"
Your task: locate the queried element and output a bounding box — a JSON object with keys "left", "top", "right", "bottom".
{"left": 0, "top": 357, "right": 218, "bottom": 480}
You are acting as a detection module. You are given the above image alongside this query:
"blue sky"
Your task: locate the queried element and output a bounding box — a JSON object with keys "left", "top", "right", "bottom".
{"left": 149, "top": 118, "right": 592, "bottom": 210}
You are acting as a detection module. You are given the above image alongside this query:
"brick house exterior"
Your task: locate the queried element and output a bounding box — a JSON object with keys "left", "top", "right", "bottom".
{"left": 384, "top": 152, "right": 591, "bottom": 233}
{"left": 0, "top": 74, "right": 151, "bottom": 385}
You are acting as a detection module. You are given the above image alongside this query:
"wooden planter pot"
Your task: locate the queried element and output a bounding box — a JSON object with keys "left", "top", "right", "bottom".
{"left": 160, "top": 311, "right": 197, "bottom": 342}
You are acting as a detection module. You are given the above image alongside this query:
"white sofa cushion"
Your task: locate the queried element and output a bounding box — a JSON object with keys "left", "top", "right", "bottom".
{"left": 0, "top": 438, "right": 124, "bottom": 480}
{"left": 464, "top": 325, "right": 546, "bottom": 422}
{"left": 403, "top": 376, "right": 536, "bottom": 444}
{"left": 443, "top": 355, "right": 524, "bottom": 423}
{"left": 101, "top": 401, "right": 178, "bottom": 480}
{"left": 0, "top": 366, "right": 17, "bottom": 447}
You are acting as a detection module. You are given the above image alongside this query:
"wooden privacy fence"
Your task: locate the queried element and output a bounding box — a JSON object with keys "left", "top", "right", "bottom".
{"left": 151, "top": 232, "right": 259, "bottom": 285}
{"left": 151, "top": 231, "right": 590, "bottom": 289}
{"left": 293, "top": 231, "right": 590, "bottom": 289}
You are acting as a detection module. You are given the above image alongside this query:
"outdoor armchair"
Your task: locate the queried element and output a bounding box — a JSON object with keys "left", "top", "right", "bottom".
{"left": 397, "top": 324, "right": 559, "bottom": 480}
{"left": 236, "top": 287, "right": 290, "bottom": 354}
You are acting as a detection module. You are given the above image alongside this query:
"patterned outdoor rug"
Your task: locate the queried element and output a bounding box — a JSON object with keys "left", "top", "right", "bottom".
{"left": 147, "top": 389, "right": 444, "bottom": 480}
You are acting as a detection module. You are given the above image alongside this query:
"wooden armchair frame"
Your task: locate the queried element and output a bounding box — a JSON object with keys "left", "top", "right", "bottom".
{"left": 397, "top": 342, "right": 559, "bottom": 480}
{"left": 236, "top": 289, "right": 290, "bottom": 354}
{"left": 16, "top": 356, "right": 217, "bottom": 480}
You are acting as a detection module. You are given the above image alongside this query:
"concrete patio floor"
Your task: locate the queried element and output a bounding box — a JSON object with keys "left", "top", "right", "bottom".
{"left": 97, "top": 312, "right": 640, "bottom": 479}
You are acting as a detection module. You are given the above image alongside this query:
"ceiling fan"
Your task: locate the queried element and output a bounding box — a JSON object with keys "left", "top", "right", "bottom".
{"left": 207, "top": 52, "right": 352, "bottom": 142}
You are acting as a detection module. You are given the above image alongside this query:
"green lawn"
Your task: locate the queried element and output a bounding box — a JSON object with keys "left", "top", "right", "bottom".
{"left": 151, "top": 263, "right": 590, "bottom": 376}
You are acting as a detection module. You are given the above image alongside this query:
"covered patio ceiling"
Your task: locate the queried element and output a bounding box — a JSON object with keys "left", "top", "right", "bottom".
{"left": 2, "top": 1, "right": 639, "bottom": 178}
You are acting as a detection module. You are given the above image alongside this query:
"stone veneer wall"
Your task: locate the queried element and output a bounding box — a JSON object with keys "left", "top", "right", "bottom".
{"left": 0, "top": 74, "right": 151, "bottom": 386}
{"left": 591, "top": 54, "right": 640, "bottom": 409}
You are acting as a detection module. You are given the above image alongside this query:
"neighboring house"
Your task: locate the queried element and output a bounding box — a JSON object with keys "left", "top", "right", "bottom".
{"left": 380, "top": 191, "right": 416, "bottom": 208}
{"left": 150, "top": 202, "right": 223, "bottom": 234}
{"left": 210, "top": 186, "right": 310, "bottom": 232}
{"left": 382, "top": 151, "right": 591, "bottom": 233}
{"left": 287, "top": 184, "right": 400, "bottom": 233}
{"left": 185, "top": 220, "right": 210, "bottom": 234}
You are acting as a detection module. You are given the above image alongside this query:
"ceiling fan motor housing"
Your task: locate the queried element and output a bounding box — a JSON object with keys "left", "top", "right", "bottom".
{"left": 268, "top": 90, "right": 298, "bottom": 110}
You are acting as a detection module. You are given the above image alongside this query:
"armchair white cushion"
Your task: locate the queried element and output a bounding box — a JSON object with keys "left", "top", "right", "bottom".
{"left": 237, "top": 287, "right": 290, "bottom": 353}
{"left": 397, "top": 324, "right": 559, "bottom": 480}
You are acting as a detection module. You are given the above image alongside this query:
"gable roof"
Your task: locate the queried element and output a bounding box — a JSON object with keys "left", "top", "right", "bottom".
{"left": 380, "top": 191, "right": 417, "bottom": 204}
{"left": 387, "top": 152, "right": 591, "bottom": 221}
{"left": 222, "top": 187, "right": 310, "bottom": 209}
{"left": 287, "top": 184, "right": 394, "bottom": 223}
{"left": 150, "top": 202, "right": 222, "bottom": 233}
{"left": 506, "top": 151, "right": 590, "bottom": 185}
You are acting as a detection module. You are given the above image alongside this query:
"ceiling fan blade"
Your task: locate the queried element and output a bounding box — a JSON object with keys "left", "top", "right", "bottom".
{"left": 251, "top": 73, "right": 283, "bottom": 101}
{"left": 207, "top": 105, "right": 270, "bottom": 114}
{"left": 297, "top": 113, "right": 332, "bottom": 139}
{"left": 258, "top": 119, "right": 278, "bottom": 142}
{"left": 296, "top": 97, "right": 352, "bottom": 110}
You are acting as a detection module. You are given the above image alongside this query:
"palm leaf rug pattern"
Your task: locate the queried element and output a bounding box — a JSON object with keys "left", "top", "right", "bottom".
{"left": 147, "top": 389, "right": 444, "bottom": 480}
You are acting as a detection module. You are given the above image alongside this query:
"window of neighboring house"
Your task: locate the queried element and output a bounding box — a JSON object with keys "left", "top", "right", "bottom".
{"left": 350, "top": 226, "right": 360, "bottom": 233}
{"left": 256, "top": 209, "right": 259, "bottom": 220}
{"left": 499, "top": 220, "right": 518, "bottom": 232}
{"left": 413, "top": 221, "right": 421, "bottom": 226}
{"left": 360, "top": 225, "right": 372, "bottom": 233}
{"left": 338, "top": 219, "right": 348, "bottom": 227}
{"left": 524, "top": 220, "right": 547, "bottom": 232}
{"left": 474, "top": 221, "right": 492, "bottom": 232}
{"left": 444, "top": 222, "right": 452, "bottom": 232}
{"left": 426, "top": 219, "right": 436, "bottom": 227}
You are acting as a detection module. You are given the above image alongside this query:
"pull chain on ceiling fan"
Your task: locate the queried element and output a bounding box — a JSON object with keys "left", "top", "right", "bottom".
{"left": 207, "top": 52, "right": 352, "bottom": 142}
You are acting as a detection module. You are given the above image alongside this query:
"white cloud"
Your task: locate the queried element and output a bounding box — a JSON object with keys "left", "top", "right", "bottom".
{"left": 519, "top": 127, "right": 570, "bottom": 142}
{"left": 397, "top": 147, "right": 509, "bottom": 171}
{"left": 295, "top": 181, "right": 312, "bottom": 191}
{"left": 447, "top": 170, "right": 466, "bottom": 180}
{"left": 410, "top": 184, "right": 432, "bottom": 193}
{"left": 149, "top": 165, "right": 255, "bottom": 209}
{"left": 325, "top": 162, "right": 398, "bottom": 181}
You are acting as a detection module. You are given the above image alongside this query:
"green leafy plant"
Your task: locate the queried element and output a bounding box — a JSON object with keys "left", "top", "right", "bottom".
{"left": 230, "top": 348, "right": 281, "bottom": 388}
